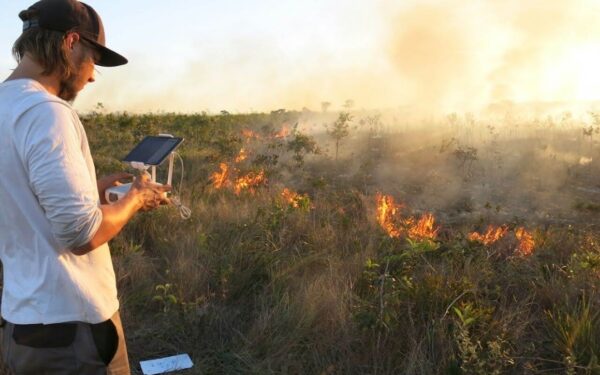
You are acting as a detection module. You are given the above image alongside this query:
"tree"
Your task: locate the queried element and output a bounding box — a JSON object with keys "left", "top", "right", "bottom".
{"left": 327, "top": 112, "right": 352, "bottom": 161}
{"left": 364, "top": 114, "right": 382, "bottom": 133}
{"left": 321, "top": 101, "right": 331, "bottom": 113}
{"left": 287, "top": 129, "right": 319, "bottom": 167}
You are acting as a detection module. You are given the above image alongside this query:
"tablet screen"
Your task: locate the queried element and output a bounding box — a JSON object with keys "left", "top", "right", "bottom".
{"left": 122, "top": 136, "right": 184, "bottom": 166}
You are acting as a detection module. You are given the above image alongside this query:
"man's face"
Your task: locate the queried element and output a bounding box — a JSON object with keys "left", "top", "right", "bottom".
{"left": 58, "top": 38, "right": 98, "bottom": 102}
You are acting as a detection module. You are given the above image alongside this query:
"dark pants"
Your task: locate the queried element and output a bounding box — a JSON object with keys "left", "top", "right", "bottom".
{"left": 0, "top": 311, "right": 130, "bottom": 375}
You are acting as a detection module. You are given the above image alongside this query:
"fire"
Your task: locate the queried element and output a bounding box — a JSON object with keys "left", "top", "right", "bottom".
{"left": 281, "top": 188, "right": 300, "bottom": 208}
{"left": 242, "top": 129, "right": 260, "bottom": 140}
{"left": 281, "top": 188, "right": 311, "bottom": 209}
{"left": 407, "top": 213, "right": 438, "bottom": 241}
{"left": 274, "top": 124, "right": 291, "bottom": 139}
{"left": 211, "top": 161, "right": 266, "bottom": 195}
{"left": 376, "top": 193, "right": 403, "bottom": 238}
{"left": 375, "top": 193, "right": 439, "bottom": 241}
{"left": 468, "top": 225, "right": 535, "bottom": 256}
{"left": 468, "top": 225, "right": 509, "bottom": 245}
{"left": 234, "top": 170, "right": 266, "bottom": 195}
{"left": 211, "top": 163, "right": 230, "bottom": 189}
{"left": 242, "top": 126, "right": 290, "bottom": 141}
{"left": 515, "top": 227, "right": 535, "bottom": 256}
{"left": 235, "top": 148, "right": 247, "bottom": 163}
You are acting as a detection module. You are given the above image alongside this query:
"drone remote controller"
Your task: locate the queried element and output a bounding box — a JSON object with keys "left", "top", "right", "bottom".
{"left": 105, "top": 134, "right": 183, "bottom": 204}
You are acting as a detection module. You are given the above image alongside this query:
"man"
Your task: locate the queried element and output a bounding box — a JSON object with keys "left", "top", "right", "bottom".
{"left": 0, "top": 0, "right": 170, "bottom": 373}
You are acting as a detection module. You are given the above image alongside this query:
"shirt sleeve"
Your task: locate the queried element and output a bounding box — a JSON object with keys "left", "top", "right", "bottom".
{"left": 15, "top": 101, "right": 103, "bottom": 250}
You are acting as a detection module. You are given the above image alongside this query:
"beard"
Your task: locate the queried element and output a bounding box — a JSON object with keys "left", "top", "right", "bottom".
{"left": 57, "top": 54, "right": 86, "bottom": 103}
{"left": 57, "top": 73, "right": 79, "bottom": 103}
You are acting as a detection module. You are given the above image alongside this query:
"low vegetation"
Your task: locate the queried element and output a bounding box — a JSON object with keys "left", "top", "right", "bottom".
{"left": 4, "top": 109, "right": 600, "bottom": 374}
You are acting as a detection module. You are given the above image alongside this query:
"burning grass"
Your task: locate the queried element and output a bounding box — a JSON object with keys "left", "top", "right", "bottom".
{"left": 281, "top": 188, "right": 311, "bottom": 209}
{"left": 210, "top": 144, "right": 267, "bottom": 195}
{"left": 515, "top": 226, "right": 535, "bottom": 256}
{"left": 376, "top": 193, "right": 403, "bottom": 238}
{"left": 468, "top": 225, "right": 508, "bottom": 245}
{"left": 468, "top": 225, "right": 536, "bottom": 257}
{"left": 375, "top": 193, "right": 438, "bottom": 241}
{"left": 233, "top": 169, "right": 266, "bottom": 195}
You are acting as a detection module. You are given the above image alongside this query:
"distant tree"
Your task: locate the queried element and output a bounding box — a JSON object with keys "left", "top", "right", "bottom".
{"left": 452, "top": 145, "right": 478, "bottom": 180}
{"left": 327, "top": 112, "right": 352, "bottom": 161}
{"left": 91, "top": 102, "right": 105, "bottom": 117}
{"left": 287, "top": 129, "right": 319, "bottom": 167}
{"left": 561, "top": 111, "right": 573, "bottom": 126}
{"left": 321, "top": 101, "right": 331, "bottom": 113}
{"left": 343, "top": 99, "right": 355, "bottom": 110}
{"left": 446, "top": 112, "right": 459, "bottom": 127}
{"left": 465, "top": 112, "right": 475, "bottom": 127}
{"left": 586, "top": 111, "right": 600, "bottom": 142}
{"left": 364, "top": 114, "right": 382, "bottom": 133}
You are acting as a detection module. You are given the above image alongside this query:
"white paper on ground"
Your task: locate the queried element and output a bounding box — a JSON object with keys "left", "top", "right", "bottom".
{"left": 140, "top": 353, "right": 194, "bottom": 375}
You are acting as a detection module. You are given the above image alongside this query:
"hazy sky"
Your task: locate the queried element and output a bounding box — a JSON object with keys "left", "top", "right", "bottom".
{"left": 2, "top": 0, "right": 600, "bottom": 113}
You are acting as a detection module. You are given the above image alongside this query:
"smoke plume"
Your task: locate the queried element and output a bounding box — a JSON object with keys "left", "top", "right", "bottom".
{"left": 73, "top": 0, "right": 600, "bottom": 114}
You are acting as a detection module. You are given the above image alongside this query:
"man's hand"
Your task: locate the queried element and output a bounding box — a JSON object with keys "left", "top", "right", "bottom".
{"left": 98, "top": 172, "right": 133, "bottom": 204}
{"left": 74, "top": 172, "right": 172, "bottom": 255}
{"left": 128, "top": 171, "right": 172, "bottom": 211}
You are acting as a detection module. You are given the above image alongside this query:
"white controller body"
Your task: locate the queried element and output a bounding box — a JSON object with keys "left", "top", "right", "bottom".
{"left": 106, "top": 183, "right": 132, "bottom": 204}
{"left": 105, "top": 181, "right": 167, "bottom": 204}
{"left": 106, "top": 134, "right": 175, "bottom": 204}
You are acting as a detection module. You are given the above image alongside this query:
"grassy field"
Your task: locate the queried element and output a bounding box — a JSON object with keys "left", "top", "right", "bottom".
{"left": 7, "top": 109, "right": 600, "bottom": 374}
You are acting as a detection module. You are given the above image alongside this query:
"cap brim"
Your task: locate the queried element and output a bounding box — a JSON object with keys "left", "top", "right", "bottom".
{"left": 88, "top": 40, "right": 128, "bottom": 67}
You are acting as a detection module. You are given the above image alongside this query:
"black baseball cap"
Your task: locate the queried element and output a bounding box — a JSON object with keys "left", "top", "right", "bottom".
{"left": 19, "top": 0, "right": 127, "bottom": 67}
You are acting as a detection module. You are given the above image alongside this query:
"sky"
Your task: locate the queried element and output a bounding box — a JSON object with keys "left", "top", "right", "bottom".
{"left": 2, "top": 0, "right": 600, "bottom": 114}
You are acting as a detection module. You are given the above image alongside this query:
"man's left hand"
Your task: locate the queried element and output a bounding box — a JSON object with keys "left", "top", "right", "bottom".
{"left": 98, "top": 172, "right": 133, "bottom": 204}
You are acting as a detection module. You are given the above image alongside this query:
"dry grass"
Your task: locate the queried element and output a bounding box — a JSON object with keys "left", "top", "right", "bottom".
{"left": 4, "top": 110, "right": 600, "bottom": 374}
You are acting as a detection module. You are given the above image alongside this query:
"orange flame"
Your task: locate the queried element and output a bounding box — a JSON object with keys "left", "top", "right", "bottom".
{"left": 211, "top": 163, "right": 230, "bottom": 189}
{"left": 376, "top": 193, "right": 403, "bottom": 238}
{"left": 281, "top": 188, "right": 301, "bottom": 208}
{"left": 406, "top": 213, "right": 438, "bottom": 241}
{"left": 234, "top": 170, "right": 266, "bottom": 195}
{"left": 235, "top": 148, "right": 247, "bottom": 163}
{"left": 281, "top": 188, "right": 311, "bottom": 209}
{"left": 515, "top": 227, "right": 535, "bottom": 256}
{"left": 376, "top": 193, "right": 438, "bottom": 241}
{"left": 242, "top": 129, "right": 260, "bottom": 140}
{"left": 468, "top": 225, "right": 509, "bottom": 245}
{"left": 274, "top": 124, "right": 291, "bottom": 139}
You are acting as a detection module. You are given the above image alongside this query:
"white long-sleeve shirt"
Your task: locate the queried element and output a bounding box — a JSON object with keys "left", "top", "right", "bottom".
{"left": 0, "top": 78, "right": 119, "bottom": 324}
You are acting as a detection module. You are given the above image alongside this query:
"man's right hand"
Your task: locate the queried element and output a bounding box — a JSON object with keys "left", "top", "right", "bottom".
{"left": 128, "top": 171, "right": 172, "bottom": 211}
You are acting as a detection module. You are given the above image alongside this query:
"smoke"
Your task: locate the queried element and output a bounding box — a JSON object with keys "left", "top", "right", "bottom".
{"left": 385, "top": 2, "right": 487, "bottom": 112}
{"left": 488, "top": 0, "right": 600, "bottom": 102}
{"left": 77, "top": 35, "right": 401, "bottom": 114}
{"left": 73, "top": 0, "right": 600, "bottom": 114}
{"left": 384, "top": 0, "right": 600, "bottom": 115}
